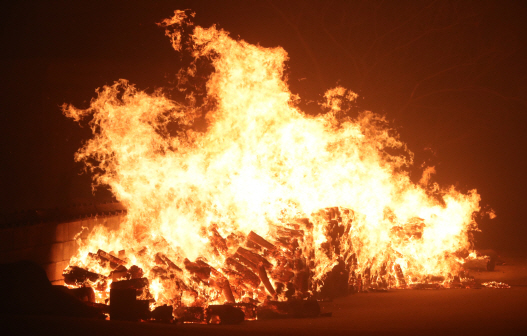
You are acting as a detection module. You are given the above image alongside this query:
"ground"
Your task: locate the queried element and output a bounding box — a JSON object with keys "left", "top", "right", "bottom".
{"left": 2, "top": 256, "right": 526, "bottom": 336}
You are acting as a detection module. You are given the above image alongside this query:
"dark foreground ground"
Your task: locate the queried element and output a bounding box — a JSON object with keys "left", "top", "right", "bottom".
{"left": 2, "top": 257, "right": 526, "bottom": 336}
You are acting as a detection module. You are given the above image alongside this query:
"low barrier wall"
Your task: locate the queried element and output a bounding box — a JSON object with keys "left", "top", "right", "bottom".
{"left": 0, "top": 204, "right": 125, "bottom": 285}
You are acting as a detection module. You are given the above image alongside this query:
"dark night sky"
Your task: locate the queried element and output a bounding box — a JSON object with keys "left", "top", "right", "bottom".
{"left": 1, "top": 1, "right": 526, "bottom": 253}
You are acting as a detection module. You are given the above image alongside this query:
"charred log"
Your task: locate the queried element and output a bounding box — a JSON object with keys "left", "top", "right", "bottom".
{"left": 176, "top": 306, "right": 205, "bottom": 323}
{"left": 110, "top": 277, "right": 149, "bottom": 290}
{"left": 110, "top": 288, "right": 149, "bottom": 321}
{"left": 68, "top": 286, "right": 95, "bottom": 303}
{"left": 150, "top": 305, "right": 173, "bottom": 323}
{"left": 206, "top": 305, "right": 245, "bottom": 324}
{"left": 63, "top": 266, "right": 106, "bottom": 286}
{"left": 232, "top": 302, "right": 257, "bottom": 320}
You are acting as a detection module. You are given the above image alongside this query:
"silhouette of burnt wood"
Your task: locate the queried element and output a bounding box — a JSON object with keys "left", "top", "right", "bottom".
{"left": 63, "top": 266, "right": 106, "bottom": 286}
{"left": 62, "top": 208, "right": 365, "bottom": 319}
{"left": 206, "top": 305, "right": 245, "bottom": 324}
{"left": 68, "top": 286, "right": 95, "bottom": 302}
{"left": 110, "top": 277, "right": 149, "bottom": 290}
{"left": 176, "top": 306, "right": 204, "bottom": 323}
{"left": 110, "top": 287, "right": 149, "bottom": 321}
{"left": 0, "top": 261, "right": 104, "bottom": 318}
{"left": 150, "top": 304, "right": 173, "bottom": 323}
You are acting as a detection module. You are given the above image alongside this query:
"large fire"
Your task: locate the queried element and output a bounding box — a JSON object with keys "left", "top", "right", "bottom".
{"left": 62, "top": 11, "right": 483, "bottom": 318}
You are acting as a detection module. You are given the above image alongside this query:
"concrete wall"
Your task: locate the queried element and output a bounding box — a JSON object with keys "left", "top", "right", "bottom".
{"left": 0, "top": 214, "right": 124, "bottom": 285}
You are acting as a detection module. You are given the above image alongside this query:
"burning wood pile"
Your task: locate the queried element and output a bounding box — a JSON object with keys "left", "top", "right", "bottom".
{"left": 62, "top": 207, "right": 495, "bottom": 323}
{"left": 61, "top": 10, "right": 500, "bottom": 324}
{"left": 64, "top": 213, "right": 332, "bottom": 322}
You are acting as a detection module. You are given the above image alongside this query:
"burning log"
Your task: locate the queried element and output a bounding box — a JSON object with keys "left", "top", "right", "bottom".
{"left": 110, "top": 265, "right": 129, "bottom": 281}
{"left": 194, "top": 259, "right": 235, "bottom": 302}
{"left": 274, "top": 237, "right": 299, "bottom": 252}
{"left": 247, "top": 231, "right": 276, "bottom": 251}
{"left": 151, "top": 266, "right": 168, "bottom": 279}
{"left": 225, "top": 257, "right": 261, "bottom": 288}
{"left": 87, "top": 252, "right": 108, "bottom": 268}
{"left": 271, "top": 268, "right": 295, "bottom": 283}
{"left": 220, "top": 279, "right": 236, "bottom": 303}
{"left": 245, "top": 240, "right": 262, "bottom": 251}
{"left": 231, "top": 252, "right": 258, "bottom": 273}
{"left": 195, "top": 259, "right": 220, "bottom": 277}
{"left": 271, "top": 224, "right": 305, "bottom": 239}
{"left": 209, "top": 227, "right": 228, "bottom": 255}
{"left": 184, "top": 258, "right": 211, "bottom": 281}
{"left": 236, "top": 246, "right": 273, "bottom": 270}
{"left": 220, "top": 268, "right": 250, "bottom": 296}
{"left": 97, "top": 249, "right": 126, "bottom": 267}
{"left": 258, "top": 263, "right": 276, "bottom": 297}
{"left": 394, "top": 264, "right": 406, "bottom": 288}
{"left": 155, "top": 253, "right": 183, "bottom": 273}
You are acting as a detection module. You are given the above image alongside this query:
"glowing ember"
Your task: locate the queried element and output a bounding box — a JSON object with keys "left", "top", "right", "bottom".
{"left": 482, "top": 281, "right": 511, "bottom": 289}
{"left": 62, "top": 10, "right": 485, "bottom": 317}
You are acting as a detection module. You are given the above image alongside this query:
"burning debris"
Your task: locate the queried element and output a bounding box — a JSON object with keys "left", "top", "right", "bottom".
{"left": 481, "top": 281, "right": 511, "bottom": 289}
{"left": 60, "top": 10, "right": 497, "bottom": 322}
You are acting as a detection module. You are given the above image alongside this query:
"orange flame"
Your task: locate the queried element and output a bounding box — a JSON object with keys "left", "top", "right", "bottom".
{"left": 63, "top": 11, "right": 482, "bottom": 306}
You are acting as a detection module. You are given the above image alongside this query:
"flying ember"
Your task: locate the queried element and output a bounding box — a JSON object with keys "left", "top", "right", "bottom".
{"left": 62, "top": 10, "right": 483, "bottom": 319}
